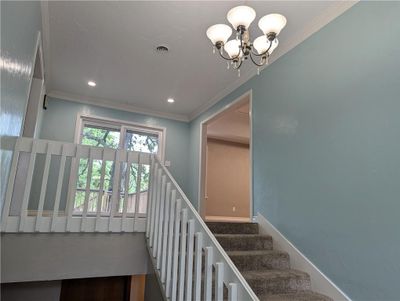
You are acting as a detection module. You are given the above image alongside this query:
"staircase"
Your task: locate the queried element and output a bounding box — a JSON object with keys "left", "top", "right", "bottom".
{"left": 207, "top": 222, "right": 333, "bottom": 301}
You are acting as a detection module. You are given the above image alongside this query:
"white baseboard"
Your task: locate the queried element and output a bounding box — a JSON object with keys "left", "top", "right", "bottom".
{"left": 255, "top": 213, "right": 351, "bottom": 301}
{"left": 205, "top": 215, "right": 251, "bottom": 222}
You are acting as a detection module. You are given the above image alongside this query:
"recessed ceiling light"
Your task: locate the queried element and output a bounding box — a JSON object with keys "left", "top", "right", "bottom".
{"left": 167, "top": 98, "right": 175, "bottom": 103}
{"left": 88, "top": 81, "right": 96, "bottom": 87}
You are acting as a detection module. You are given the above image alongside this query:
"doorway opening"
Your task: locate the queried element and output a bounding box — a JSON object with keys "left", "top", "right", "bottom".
{"left": 199, "top": 91, "right": 252, "bottom": 222}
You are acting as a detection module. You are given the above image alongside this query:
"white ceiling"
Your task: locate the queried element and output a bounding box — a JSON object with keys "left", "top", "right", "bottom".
{"left": 42, "top": 1, "right": 356, "bottom": 121}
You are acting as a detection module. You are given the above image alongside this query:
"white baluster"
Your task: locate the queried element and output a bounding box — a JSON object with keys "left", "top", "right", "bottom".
{"left": 65, "top": 145, "right": 77, "bottom": 232}
{"left": 1, "top": 138, "right": 22, "bottom": 231}
{"left": 148, "top": 163, "right": 159, "bottom": 244}
{"left": 35, "top": 142, "right": 53, "bottom": 232}
{"left": 153, "top": 169, "right": 165, "bottom": 258}
{"left": 156, "top": 175, "right": 167, "bottom": 269}
{"left": 185, "top": 219, "right": 195, "bottom": 301}
{"left": 66, "top": 145, "right": 83, "bottom": 232}
{"left": 193, "top": 232, "right": 203, "bottom": 301}
{"left": 178, "top": 208, "right": 188, "bottom": 301}
{"left": 145, "top": 156, "right": 155, "bottom": 238}
{"left": 51, "top": 145, "right": 67, "bottom": 232}
{"left": 204, "top": 246, "right": 214, "bottom": 301}
{"left": 81, "top": 148, "right": 93, "bottom": 232}
{"left": 161, "top": 182, "right": 172, "bottom": 282}
{"left": 165, "top": 189, "right": 176, "bottom": 298}
{"left": 108, "top": 149, "right": 123, "bottom": 232}
{"left": 95, "top": 149, "right": 107, "bottom": 232}
{"left": 121, "top": 160, "right": 131, "bottom": 232}
{"left": 215, "top": 262, "right": 224, "bottom": 301}
{"left": 171, "top": 199, "right": 181, "bottom": 301}
{"left": 228, "top": 283, "right": 238, "bottom": 301}
{"left": 19, "top": 140, "right": 39, "bottom": 232}
{"left": 133, "top": 154, "right": 142, "bottom": 232}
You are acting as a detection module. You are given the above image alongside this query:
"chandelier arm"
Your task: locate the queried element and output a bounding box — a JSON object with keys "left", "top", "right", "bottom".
{"left": 232, "top": 59, "right": 243, "bottom": 70}
{"left": 250, "top": 39, "right": 273, "bottom": 57}
{"left": 218, "top": 45, "right": 241, "bottom": 62}
{"left": 217, "top": 49, "right": 234, "bottom": 61}
{"left": 249, "top": 52, "right": 267, "bottom": 67}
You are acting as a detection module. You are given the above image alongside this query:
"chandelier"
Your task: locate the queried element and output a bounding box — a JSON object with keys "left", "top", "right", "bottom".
{"left": 206, "top": 6, "right": 287, "bottom": 76}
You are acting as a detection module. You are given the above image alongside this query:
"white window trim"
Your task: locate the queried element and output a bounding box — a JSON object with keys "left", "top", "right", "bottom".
{"left": 74, "top": 113, "right": 166, "bottom": 162}
{"left": 66, "top": 113, "right": 164, "bottom": 216}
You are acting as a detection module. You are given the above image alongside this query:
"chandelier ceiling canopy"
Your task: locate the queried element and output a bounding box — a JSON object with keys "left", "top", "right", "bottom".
{"left": 206, "top": 5, "right": 287, "bottom": 76}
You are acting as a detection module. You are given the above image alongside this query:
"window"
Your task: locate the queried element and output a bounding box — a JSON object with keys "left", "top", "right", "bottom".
{"left": 81, "top": 125, "right": 120, "bottom": 148}
{"left": 124, "top": 130, "right": 159, "bottom": 153}
{"left": 72, "top": 115, "right": 165, "bottom": 215}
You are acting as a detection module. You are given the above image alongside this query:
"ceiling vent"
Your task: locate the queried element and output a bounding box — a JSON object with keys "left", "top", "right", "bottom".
{"left": 155, "top": 45, "right": 169, "bottom": 53}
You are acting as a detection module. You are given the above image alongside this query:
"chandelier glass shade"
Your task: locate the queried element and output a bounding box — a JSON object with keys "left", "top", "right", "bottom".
{"left": 227, "top": 6, "right": 256, "bottom": 29}
{"left": 224, "top": 39, "right": 243, "bottom": 59}
{"left": 206, "top": 5, "right": 287, "bottom": 75}
{"left": 253, "top": 36, "right": 279, "bottom": 55}
{"left": 258, "top": 13, "right": 287, "bottom": 36}
{"left": 206, "top": 24, "right": 232, "bottom": 45}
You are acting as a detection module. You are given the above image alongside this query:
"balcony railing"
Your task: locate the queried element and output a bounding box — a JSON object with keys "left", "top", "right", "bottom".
{"left": 1, "top": 137, "right": 150, "bottom": 232}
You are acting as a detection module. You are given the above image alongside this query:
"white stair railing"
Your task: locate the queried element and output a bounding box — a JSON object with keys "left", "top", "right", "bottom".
{"left": 1, "top": 136, "right": 259, "bottom": 299}
{"left": 146, "top": 155, "right": 259, "bottom": 301}
{"left": 1, "top": 137, "right": 150, "bottom": 232}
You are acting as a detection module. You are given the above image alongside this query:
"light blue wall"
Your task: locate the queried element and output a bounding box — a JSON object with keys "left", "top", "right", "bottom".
{"left": 0, "top": 1, "right": 42, "bottom": 208}
{"left": 39, "top": 97, "right": 191, "bottom": 195}
{"left": 188, "top": 2, "right": 400, "bottom": 300}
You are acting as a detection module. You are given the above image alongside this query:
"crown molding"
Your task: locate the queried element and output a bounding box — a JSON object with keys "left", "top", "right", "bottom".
{"left": 188, "top": 0, "right": 359, "bottom": 121}
{"left": 47, "top": 90, "right": 190, "bottom": 122}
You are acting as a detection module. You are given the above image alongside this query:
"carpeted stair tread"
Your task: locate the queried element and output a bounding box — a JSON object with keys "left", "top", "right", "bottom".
{"left": 227, "top": 250, "right": 290, "bottom": 270}
{"left": 241, "top": 269, "right": 309, "bottom": 281}
{"left": 259, "top": 291, "right": 333, "bottom": 301}
{"left": 206, "top": 221, "right": 259, "bottom": 234}
{"left": 207, "top": 222, "right": 334, "bottom": 300}
{"left": 241, "top": 269, "right": 311, "bottom": 295}
{"left": 227, "top": 249, "right": 288, "bottom": 256}
{"left": 214, "top": 234, "right": 273, "bottom": 251}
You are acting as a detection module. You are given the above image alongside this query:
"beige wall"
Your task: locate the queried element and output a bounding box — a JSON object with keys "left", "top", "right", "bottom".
{"left": 205, "top": 138, "right": 250, "bottom": 218}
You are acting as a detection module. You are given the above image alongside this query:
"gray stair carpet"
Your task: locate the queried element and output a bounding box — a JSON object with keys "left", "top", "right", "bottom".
{"left": 206, "top": 222, "right": 332, "bottom": 301}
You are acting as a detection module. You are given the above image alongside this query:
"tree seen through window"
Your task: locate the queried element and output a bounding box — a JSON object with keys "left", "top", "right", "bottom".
{"left": 74, "top": 124, "right": 158, "bottom": 213}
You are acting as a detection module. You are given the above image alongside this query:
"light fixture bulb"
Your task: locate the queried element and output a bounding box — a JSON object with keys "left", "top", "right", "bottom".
{"left": 253, "top": 36, "right": 279, "bottom": 55}
{"left": 258, "top": 13, "right": 287, "bottom": 36}
{"left": 206, "top": 24, "right": 232, "bottom": 45}
{"left": 227, "top": 6, "right": 256, "bottom": 30}
{"left": 87, "top": 81, "right": 96, "bottom": 87}
{"left": 224, "top": 39, "right": 243, "bottom": 59}
{"left": 167, "top": 98, "right": 175, "bottom": 103}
